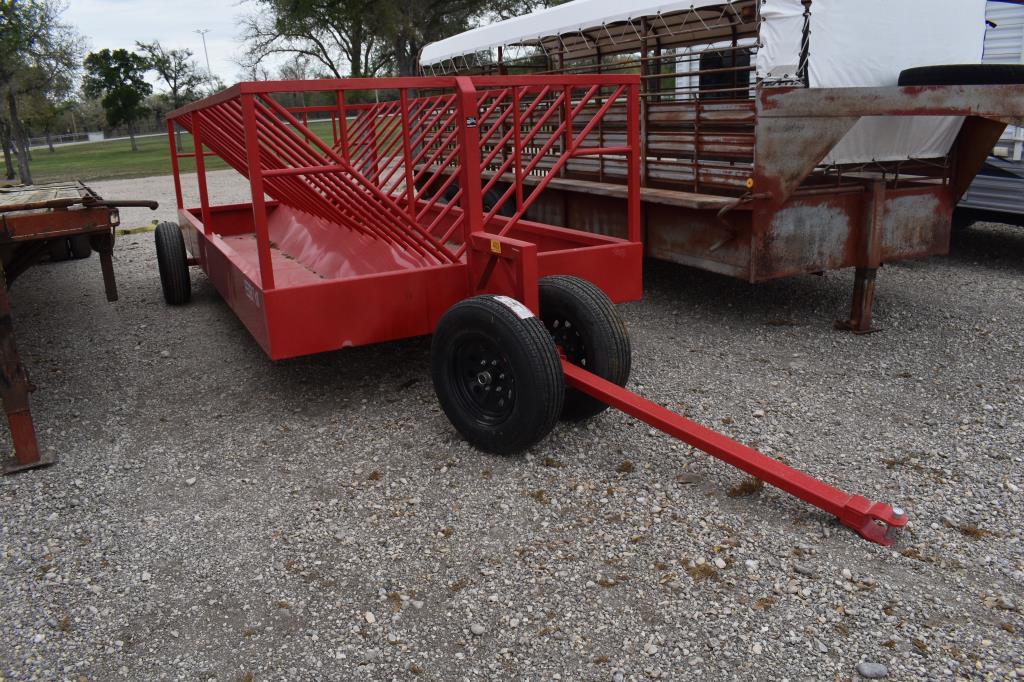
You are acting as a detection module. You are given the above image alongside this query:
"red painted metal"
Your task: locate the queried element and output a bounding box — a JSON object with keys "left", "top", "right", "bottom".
{"left": 166, "top": 75, "right": 644, "bottom": 357}
{"left": 562, "top": 361, "right": 908, "bottom": 545}
{"left": 165, "top": 75, "right": 907, "bottom": 545}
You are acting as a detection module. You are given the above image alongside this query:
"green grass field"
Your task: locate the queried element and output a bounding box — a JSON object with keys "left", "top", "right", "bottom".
{"left": 28, "top": 121, "right": 336, "bottom": 184}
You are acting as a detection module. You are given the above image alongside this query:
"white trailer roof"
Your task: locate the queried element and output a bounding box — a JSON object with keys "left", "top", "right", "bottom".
{"left": 420, "top": 0, "right": 744, "bottom": 66}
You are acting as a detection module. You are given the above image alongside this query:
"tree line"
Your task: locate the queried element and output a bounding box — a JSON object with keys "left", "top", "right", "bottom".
{"left": 2, "top": 0, "right": 562, "bottom": 185}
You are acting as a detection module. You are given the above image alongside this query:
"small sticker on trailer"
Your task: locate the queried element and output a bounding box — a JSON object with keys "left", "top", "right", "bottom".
{"left": 493, "top": 295, "right": 533, "bottom": 319}
{"left": 244, "top": 279, "right": 262, "bottom": 309}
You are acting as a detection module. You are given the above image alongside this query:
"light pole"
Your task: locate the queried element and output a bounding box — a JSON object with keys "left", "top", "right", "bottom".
{"left": 194, "top": 28, "right": 212, "bottom": 77}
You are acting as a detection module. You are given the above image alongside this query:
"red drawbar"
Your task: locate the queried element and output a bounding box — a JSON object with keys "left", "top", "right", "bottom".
{"left": 562, "top": 361, "right": 908, "bottom": 546}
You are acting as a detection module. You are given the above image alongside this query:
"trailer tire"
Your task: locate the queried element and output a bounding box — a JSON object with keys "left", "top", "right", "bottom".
{"left": 155, "top": 222, "right": 191, "bottom": 305}
{"left": 48, "top": 239, "right": 70, "bottom": 262}
{"left": 897, "top": 64, "right": 1024, "bottom": 87}
{"left": 69, "top": 235, "right": 92, "bottom": 259}
{"left": 539, "top": 276, "right": 631, "bottom": 421}
{"left": 951, "top": 209, "right": 976, "bottom": 232}
{"left": 438, "top": 182, "right": 515, "bottom": 218}
{"left": 432, "top": 295, "right": 564, "bottom": 454}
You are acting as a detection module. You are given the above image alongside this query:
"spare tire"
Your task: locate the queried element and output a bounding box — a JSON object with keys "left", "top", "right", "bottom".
{"left": 898, "top": 64, "right": 1024, "bottom": 86}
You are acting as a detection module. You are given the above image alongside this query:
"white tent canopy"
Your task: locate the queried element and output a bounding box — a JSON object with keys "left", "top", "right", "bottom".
{"left": 421, "top": 0, "right": 989, "bottom": 165}
{"left": 419, "top": 0, "right": 743, "bottom": 66}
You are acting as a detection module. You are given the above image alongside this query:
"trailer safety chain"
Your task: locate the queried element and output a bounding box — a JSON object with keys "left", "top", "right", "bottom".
{"left": 561, "top": 360, "right": 908, "bottom": 546}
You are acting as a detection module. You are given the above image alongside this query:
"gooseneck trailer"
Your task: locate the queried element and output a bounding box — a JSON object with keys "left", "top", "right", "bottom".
{"left": 159, "top": 75, "right": 906, "bottom": 545}
{"left": 420, "top": 0, "right": 1024, "bottom": 331}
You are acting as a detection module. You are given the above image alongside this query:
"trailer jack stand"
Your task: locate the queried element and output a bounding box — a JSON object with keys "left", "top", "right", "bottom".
{"left": 0, "top": 270, "right": 56, "bottom": 475}
{"left": 562, "top": 361, "right": 908, "bottom": 546}
{"left": 835, "top": 267, "right": 882, "bottom": 335}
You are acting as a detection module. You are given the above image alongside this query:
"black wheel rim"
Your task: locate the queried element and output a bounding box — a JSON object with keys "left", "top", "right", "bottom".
{"left": 449, "top": 334, "right": 516, "bottom": 425}
{"left": 545, "top": 314, "right": 588, "bottom": 368}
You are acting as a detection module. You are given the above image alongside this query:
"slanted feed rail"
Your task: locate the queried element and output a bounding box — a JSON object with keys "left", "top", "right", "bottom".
{"left": 162, "top": 76, "right": 906, "bottom": 545}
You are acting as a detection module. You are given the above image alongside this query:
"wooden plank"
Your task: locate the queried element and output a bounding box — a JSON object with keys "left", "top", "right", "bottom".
{"left": 0, "top": 182, "right": 89, "bottom": 213}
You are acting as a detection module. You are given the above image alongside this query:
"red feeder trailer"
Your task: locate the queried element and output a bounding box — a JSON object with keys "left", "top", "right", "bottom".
{"left": 161, "top": 75, "right": 906, "bottom": 545}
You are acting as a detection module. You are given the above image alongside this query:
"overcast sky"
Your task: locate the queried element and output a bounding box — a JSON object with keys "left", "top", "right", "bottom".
{"left": 64, "top": 0, "right": 264, "bottom": 88}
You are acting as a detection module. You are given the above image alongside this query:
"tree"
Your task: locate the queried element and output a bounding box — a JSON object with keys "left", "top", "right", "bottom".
{"left": 21, "top": 90, "right": 71, "bottom": 152}
{"left": 137, "top": 40, "right": 204, "bottom": 151}
{"left": 378, "top": 0, "right": 566, "bottom": 75}
{"left": 83, "top": 49, "right": 152, "bottom": 152}
{"left": 0, "top": 116, "right": 14, "bottom": 180}
{"left": 240, "top": 0, "right": 392, "bottom": 79}
{"left": 0, "top": 0, "right": 83, "bottom": 183}
{"left": 240, "top": 0, "right": 559, "bottom": 80}
{"left": 137, "top": 41, "right": 204, "bottom": 108}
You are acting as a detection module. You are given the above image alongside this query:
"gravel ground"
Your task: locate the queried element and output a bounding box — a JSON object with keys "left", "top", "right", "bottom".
{"left": 0, "top": 171, "right": 1022, "bottom": 681}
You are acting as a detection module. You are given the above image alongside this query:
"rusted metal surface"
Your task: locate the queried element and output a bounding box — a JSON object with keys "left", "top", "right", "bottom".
{"left": 519, "top": 78, "right": 1024, "bottom": 335}
{"left": 428, "top": 0, "right": 1024, "bottom": 327}
{"left": 759, "top": 84, "right": 1024, "bottom": 121}
{"left": 0, "top": 181, "right": 154, "bottom": 473}
{"left": 426, "top": 0, "right": 1024, "bottom": 329}
{"left": 0, "top": 261, "right": 51, "bottom": 474}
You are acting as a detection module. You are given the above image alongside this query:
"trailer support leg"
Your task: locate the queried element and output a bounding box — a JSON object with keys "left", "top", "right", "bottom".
{"left": 93, "top": 233, "right": 119, "bottom": 302}
{"left": 844, "top": 266, "right": 878, "bottom": 334}
{"left": 562, "top": 360, "right": 907, "bottom": 546}
{"left": 0, "top": 265, "right": 53, "bottom": 474}
{"left": 837, "top": 180, "right": 885, "bottom": 334}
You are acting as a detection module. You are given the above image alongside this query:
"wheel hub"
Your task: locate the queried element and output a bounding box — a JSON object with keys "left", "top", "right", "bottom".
{"left": 547, "top": 316, "right": 587, "bottom": 367}
{"left": 450, "top": 337, "right": 515, "bottom": 425}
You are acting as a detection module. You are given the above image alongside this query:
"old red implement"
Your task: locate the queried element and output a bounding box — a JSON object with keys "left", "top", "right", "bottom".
{"left": 162, "top": 75, "right": 906, "bottom": 545}
{"left": 0, "top": 182, "right": 157, "bottom": 473}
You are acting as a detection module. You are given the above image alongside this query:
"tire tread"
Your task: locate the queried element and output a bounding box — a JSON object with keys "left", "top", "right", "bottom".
{"left": 155, "top": 222, "right": 191, "bottom": 305}
{"left": 432, "top": 296, "right": 564, "bottom": 454}
{"left": 539, "top": 275, "right": 631, "bottom": 421}
{"left": 898, "top": 64, "right": 1024, "bottom": 86}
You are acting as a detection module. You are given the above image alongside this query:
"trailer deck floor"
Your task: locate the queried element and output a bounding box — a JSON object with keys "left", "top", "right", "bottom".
{"left": 220, "top": 234, "right": 325, "bottom": 287}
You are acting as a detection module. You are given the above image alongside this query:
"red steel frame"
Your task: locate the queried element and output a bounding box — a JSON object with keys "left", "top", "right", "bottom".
{"left": 165, "top": 76, "right": 907, "bottom": 545}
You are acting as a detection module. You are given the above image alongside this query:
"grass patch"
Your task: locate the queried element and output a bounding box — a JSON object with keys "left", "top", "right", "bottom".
{"left": 26, "top": 120, "right": 336, "bottom": 184}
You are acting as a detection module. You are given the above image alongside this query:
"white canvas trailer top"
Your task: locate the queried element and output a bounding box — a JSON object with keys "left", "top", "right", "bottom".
{"left": 420, "top": 0, "right": 745, "bottom": 66}
{"left": 421, "top": 0, "right": 989, "bottom": 164}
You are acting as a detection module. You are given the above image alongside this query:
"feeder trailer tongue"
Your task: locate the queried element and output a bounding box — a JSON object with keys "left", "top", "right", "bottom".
{"left": 160, "top": 75, "right": 907, "bottom": 546}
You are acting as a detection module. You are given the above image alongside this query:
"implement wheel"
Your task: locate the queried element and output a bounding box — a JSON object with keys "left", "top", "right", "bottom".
{"left": 69, "top": 235, "right": 92, "bottom": 259}
{"left": 898, "top": 64, "right": 1024, "bottom": 86}
{"left": 48, "top": 239, "right": 69, "bottom": 262}
{"left": 431, "top": 295, "right": 564, "bottom": 454}
{"left": 539, "top": 275, "right": 631, "bottom": 421}
{"left": 154, "top": 222, "right": 191, "bottom": 305}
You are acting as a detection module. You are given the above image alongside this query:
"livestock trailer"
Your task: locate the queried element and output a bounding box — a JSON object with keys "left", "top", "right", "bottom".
{"left": 420, "top": 0, "right": 1024, "bottom": 331}
{"left": 159, "top": 75, "right": 906, "bottom": 544}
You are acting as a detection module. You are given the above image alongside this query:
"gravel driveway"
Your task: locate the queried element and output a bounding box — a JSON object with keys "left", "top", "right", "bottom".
{"left": 1, "top": 171, "right": 1022, "bottom": 681}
